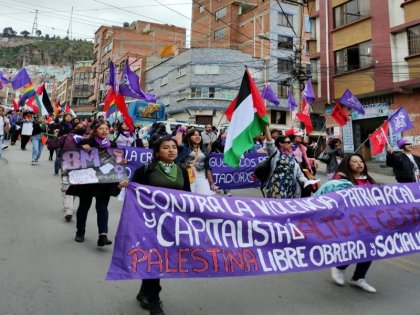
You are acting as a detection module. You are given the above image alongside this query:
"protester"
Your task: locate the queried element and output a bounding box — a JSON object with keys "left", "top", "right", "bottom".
{"left": 202, "top": 124, "right": 217, "bottom": 151}
{"left": 386, "top": 139, "right": 420, "bottom": 183}
{"left": 19, "top": 111, "right": 34, "bottom": 151}
{"left": 0, "top": 106, "right": 10, "bottom": 158}
{"left": 53, "top": 113, "right": 74, "bottom": 175}
{"left": 148, "top": 123, "right": 169, "bottom": 148}
{"left": 66, "top": 122, "right": 124, "bottom": 246}
{"left": 47, "top": 123, "right": 87, "bottom": 221}
{"left": 326, "top": 138, "right": 344, "bottom": 180}
{"left": 175, "top": 128, "right": 217, "bottom": 195}
{"left": 31, "top": 116, "right": 47, "bottom": 165}
{"left": 8, "top": 110, "right": 18, "bottom": 145}
{"left": 264, "top": 125, "right": 309, "bottom": 198}
{"left": 330, "top": 153, "right": 377, "bottom": 293}
{"left": 113, "top": 122, "right": 135, "bottom": 147}
{"left": 128, "top": 135, "right": 190, "bottom": 315}
{"left": 210, "top": 130, "right": 231, "bottom": 195}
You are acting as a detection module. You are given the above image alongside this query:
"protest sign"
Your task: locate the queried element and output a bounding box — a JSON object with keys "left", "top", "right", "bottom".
{"left": 61, "top": 148, "right": 127, "bottom": 185}
{"left": 121, "top": 146, "right": 153, "bottom": 179}
{"left": 107, "top": 182, "right": 420, "bottom": 280}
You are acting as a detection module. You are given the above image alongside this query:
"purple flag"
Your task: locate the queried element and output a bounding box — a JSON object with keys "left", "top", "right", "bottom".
{"left": 287, "top": 89, "right": 297, "bottom": 111}
{"left": 261, "top": 83, "right": 279, "bottom": 106}
{"left": 0, "top": 71, "right": 9, "bottom": 84}
{"left": 106, "top": 182, "right": 420, "bottom": 280}
{"left": 119, "top": 60, "right": 156, "bottom": 103}
{"left": 302, "top": 79, "right": 315, "bottom": 105}
{"left": 106, "top": 60, "right": 117, "bottom": 91}
{"left": 388, "top": 107, "right": 413, "bottom": 133}
{"left": 11, "top": 68, "right": 32, "bottom": 90}
{"left": 339, "top": 89, "right": 365, "bottom": 115}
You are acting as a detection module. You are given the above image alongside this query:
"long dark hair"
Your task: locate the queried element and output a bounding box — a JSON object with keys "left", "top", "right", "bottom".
{"left": 90, "top": 121, "right": 109, "bottom": 138}
{"left": 183, "top": 128, "right": 204, "bottom": 150}
{"left": 335, "top": 153, "right": 375, "bottom": 184}
{"left": 151, "top": 135, "right": 178, "bottom": 165}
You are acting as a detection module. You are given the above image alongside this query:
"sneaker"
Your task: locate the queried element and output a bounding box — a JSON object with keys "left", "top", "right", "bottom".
{"left": 31, "top": 160, "right": 36, "bottom": 165}
{"left": 349, "top": 279, "right": 377, "bottom": 293}
{"left": 75, "top": 231, "right": 85, "bottom": 243}
{"left": 97, "top": 234, "right": 112, "bottom": 246}
{"left": 331, "top": 267, "right": 345, "bottom": 286}
{"left": 136, "top": 292, "right": 150, "bottom": 310}
{"left": 35, "top": 160, "right": 38, "bottom": 164}
{"left": 149, "top": 303, "right": 166, "bottom": 315}
{"left": 2, "top": 145, "right": 8, "bottom": 150}
{"left": 64, "top": 214, "right": 72, "bottom": 222}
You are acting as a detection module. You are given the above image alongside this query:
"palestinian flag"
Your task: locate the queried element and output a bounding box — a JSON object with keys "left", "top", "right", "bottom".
{"left": 36, "top": 84, "right": 53, "bottom": 115}
{"left": 224, "top": 68, "right": 268, "bottom": 167}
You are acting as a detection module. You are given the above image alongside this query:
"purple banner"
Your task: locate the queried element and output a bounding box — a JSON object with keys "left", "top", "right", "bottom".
{"left": 209, "top": 153, "right": 265, "bottom": 189}
{"left": 120, "top": 146, "right": 264, "bottom": 189}
{"left": 61, "top": 148, "right": 127, "bottom": 185}
{"left": 107, "top": 182, "right": 420, "bottom": 280}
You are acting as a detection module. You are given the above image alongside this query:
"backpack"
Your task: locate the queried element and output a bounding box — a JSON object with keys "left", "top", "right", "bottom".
{"left": 253, "top": 152, "right": 276, "bottom": 197}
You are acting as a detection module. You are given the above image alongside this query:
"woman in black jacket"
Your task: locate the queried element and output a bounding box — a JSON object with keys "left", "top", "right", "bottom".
{"left": 67, "top": 122, "right": 124, "bottom": 247}
{"left": 131, "top": 135, "right": 190, "bottom": 315}
{"left": 386, "top": 139, "right": 420, "bottom": 182}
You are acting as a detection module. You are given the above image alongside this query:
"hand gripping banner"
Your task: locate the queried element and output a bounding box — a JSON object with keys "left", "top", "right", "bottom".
{"left": 107, "top": 182, "right": 420, "bottom": 280}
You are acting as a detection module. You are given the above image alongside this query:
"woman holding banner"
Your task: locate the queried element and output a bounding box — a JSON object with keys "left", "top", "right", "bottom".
{"left": 66, "top": 122, "right": 123, "bottom": 247}
{"left": 130, "top": 135, "right": 190, "bottom": 315}
{"left": 113, "top": 122, "right": 135, "bottom": 147}
{"left": 330, "top": 153, "right": 377, "bottom": 293}
{"left": 264, "top": 125, "right": 309, "bottom": 199}
{"left": 175, "top": 128, "right": 217, "bottom": 195}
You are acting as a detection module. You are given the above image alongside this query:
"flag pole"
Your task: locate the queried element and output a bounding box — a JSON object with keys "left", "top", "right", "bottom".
{"left": 355, "top": 119, "right": 389, "bottom": 153}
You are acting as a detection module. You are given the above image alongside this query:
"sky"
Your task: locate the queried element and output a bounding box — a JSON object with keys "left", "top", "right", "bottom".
{"left": 1, "top": 0, "right": 192, "bottom": 41}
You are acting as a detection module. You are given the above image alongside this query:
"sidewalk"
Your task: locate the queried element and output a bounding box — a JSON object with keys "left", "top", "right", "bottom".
{"left": 316, "top": 161, "right": 396, "bottom": 184}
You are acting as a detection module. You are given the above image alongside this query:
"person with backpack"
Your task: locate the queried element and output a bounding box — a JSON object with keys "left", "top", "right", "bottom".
{"left": 263, "top": 125, "right": 309, "bottom": 199}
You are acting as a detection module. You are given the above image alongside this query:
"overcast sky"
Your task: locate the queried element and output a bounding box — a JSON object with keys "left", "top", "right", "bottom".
{"left": 1, "top": 0, "right": 192, "bottom": 40}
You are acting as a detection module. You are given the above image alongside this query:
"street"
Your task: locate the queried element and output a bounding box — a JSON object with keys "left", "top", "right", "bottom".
{"left": 0, "top": 143, "right": 419, "bottom": 315}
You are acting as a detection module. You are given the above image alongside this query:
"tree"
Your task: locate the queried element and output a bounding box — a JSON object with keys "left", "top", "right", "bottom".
{"left": 36, "top": 30, "right": 42, "bottom": 37}
{"left": 45, "top": 34, "right": 50, "bottom": 39}
{"left": 20, "top": 30, "right": 30, "bottom": 38}
{"left": 3, "top": 27, "right": 17, "bottom": 37}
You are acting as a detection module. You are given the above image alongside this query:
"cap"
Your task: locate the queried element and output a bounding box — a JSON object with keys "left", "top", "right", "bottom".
{"left": 285, "top": 126, "right": 304, "bottom": 137}
{"left": 397, "top": 138, "right": 412, "bottom": 149}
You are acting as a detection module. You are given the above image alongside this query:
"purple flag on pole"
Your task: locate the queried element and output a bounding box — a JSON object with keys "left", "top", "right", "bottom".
{"left": 287, "top": 89, "right": 297, "bottom": 111}
{"left": 261, "top": 83, "right": 279, "bottom": 106}
{"left": 119, "top": 60, "right": 156, "bottom": 103}
{"left": 0, "top": 71, "right": 9, "bottom": 84}
{"left": 388, "top": 107, "right": 413, "bottom": 133}
{"left": 106, "top": 60, "right": 117, "bottom": 91}
{"left": 339, "top": 88, "right": 365, "bottom": 115}
{"left": 301, "top": 79, "right": 315, "bottom": 105}
{"left": 11, "top": 68, "right": 32, "bottom": 90}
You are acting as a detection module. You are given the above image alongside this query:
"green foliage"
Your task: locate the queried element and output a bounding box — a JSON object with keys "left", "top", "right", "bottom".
{"left": 0, "top": 38, "right": 93, "bottom": 68}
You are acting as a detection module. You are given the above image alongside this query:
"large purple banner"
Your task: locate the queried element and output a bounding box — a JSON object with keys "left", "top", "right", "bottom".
{"left": 120, "top": 146, "right": 264, "bottom": 189}
{"left": 107, "top": 182, "right": 420, "bottom": 280}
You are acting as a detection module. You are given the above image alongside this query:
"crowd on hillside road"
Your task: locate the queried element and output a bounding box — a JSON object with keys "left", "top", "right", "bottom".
{"left": 1, "top": 104, "right": 420, "bottom": 315}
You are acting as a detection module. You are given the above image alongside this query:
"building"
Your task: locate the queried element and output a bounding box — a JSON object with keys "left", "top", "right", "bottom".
{"left": 145, "top": 48, "right": 297, "bottom": 130}
{"left": 52, "top": 77, "right": 71, "bottom": 106}
{"left": 90, "top": 21, "right": 187, "bottom": 105}
{"left": 190, "top": 0, "right": 325, "bottom": 136}
{"left": 307, "top": 0, "right": 420, "bottom": 158}
{"left": 69, "top": 61, "right": 94, "bottom": 116}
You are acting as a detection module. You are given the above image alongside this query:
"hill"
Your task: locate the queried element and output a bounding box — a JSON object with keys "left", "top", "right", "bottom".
{"left": 0, "top": 38, "right": 93, "bottom": 68}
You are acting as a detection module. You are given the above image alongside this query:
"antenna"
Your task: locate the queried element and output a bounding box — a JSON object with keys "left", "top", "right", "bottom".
{"left": 31, "top": 10, "right": 39, "bottom": 35}
{"left": 67, "top": 7, "right": 73, "bottom": 40}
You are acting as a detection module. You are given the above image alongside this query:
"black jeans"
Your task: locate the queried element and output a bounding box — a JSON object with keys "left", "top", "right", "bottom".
{"left": 337, "top": 261, "right": 372, "bottom": 280}
{"left": 21, "top": 135, "right": 30, "bottom": 149}
{"left": 76, "top": 195, "right": 110, "bottom": 234}
{"left": 140, "top": 279, "right": 161, "bottom": 304}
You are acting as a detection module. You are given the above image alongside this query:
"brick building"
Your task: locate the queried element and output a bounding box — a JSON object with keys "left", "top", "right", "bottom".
{"left": 307, "top": 0, "right": 420, "bottom": 158}
{"left": 90, "top": 21, "right": 187, "bottom": 105}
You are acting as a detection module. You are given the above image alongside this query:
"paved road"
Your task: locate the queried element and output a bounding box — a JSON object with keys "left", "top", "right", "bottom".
{"left": 0, "top": 143, "right": 419, "bottom": 315}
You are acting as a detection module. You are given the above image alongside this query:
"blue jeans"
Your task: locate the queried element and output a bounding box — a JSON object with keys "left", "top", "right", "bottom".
{"left": 32, "top": 134, "right": 43, "bottom": 161}
{"left": 76, "top": 196, "right": 110, "bottom": 234}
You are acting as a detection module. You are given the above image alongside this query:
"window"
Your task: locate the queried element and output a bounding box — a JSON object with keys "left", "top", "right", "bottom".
{"left": 270, "top": 110, "right": 287, "bottom": 125}
{"left": 310, "top": 59, "right": 319, "bottom": 82}
{"left": 278, "top": 12, "right": 293, "bottom": 27}
{"left": 191, "top": 87, "right": 202, "bottom": 98}
{"left": 177, "top": 89, "right": 188, "bottom": 101}
{"left": 176, "top": 66, "right": 187, "bottom": 78}
{"left": 160, "top": 76, "right": 168, "bottom": 86}
{"left": 408, "top": 25, "right": 420, "bottom": 55}
{"left": 215, "top": 7, "right": 227, "bottom": 20}
{"left": 194, "top": 64, "right": 220, "bottom": 75}
{"left": 102, "top": 42, "right": 113, "bottom": 54}
{"left": 196, "top": 115, "right": 213, "bottom": 125}
{"left": 146, "top": 82, "right": 154, "bottom": 91}
{"left": 334, "top": 41, "right": 372, "bottom": 74}
{"left": 190, "top": 87, "right": 216, "bottom": 99}
{"left": 239, "top": 3, "right": 255, "bottom": 15}
{"left": 309, "top": 18, "right": 316, "bottom": 39}
{"left": 214, "top": 28, "right": 225, "bottom": 40}
{"left": 277, "top": 59, "right": 293, "bottom": 73}
{"left": 277, "top": 82, "right": 288, "bottom": 97}
{"left": 220, "top": 89, "right": 237, "bottom": 100}
{"left": 334, "top": 0, "right": 370, "bottom": 28}
{"left": 199, "top": 5, "right": 205, "bottom": 13}
{"left": 278, "top": 35, "right": 293, "bottom": 49}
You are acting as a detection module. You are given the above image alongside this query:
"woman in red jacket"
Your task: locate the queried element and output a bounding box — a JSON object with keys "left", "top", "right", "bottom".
{"left": 330, "top": 153, "right": 377, "bottom": 293}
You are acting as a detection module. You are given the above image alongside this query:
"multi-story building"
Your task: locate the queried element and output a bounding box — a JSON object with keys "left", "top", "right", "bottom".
{"left": 307, "top": 0, "right": 420, "bottom": 158}
{"left": 145, "top": 47, "right": 296, "bottom": 130}
{"left": 190, "top": 0, "right": 325, "bottom": 135}
{"left": 52, "top": 77, "right": 71, "bottom": 106}
{"left": 69, "top": 61, "right": 94, "bottom": 116}
{"left": 90, "top": 21, "right": 187, "bottom": 105}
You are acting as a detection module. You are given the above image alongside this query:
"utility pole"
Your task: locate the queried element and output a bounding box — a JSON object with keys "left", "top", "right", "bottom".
{"left": 31, "top": 10, "right": 39, "bottom": 36}
{"left": 67, "top": 7, "right": 73, "bottom": 40}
